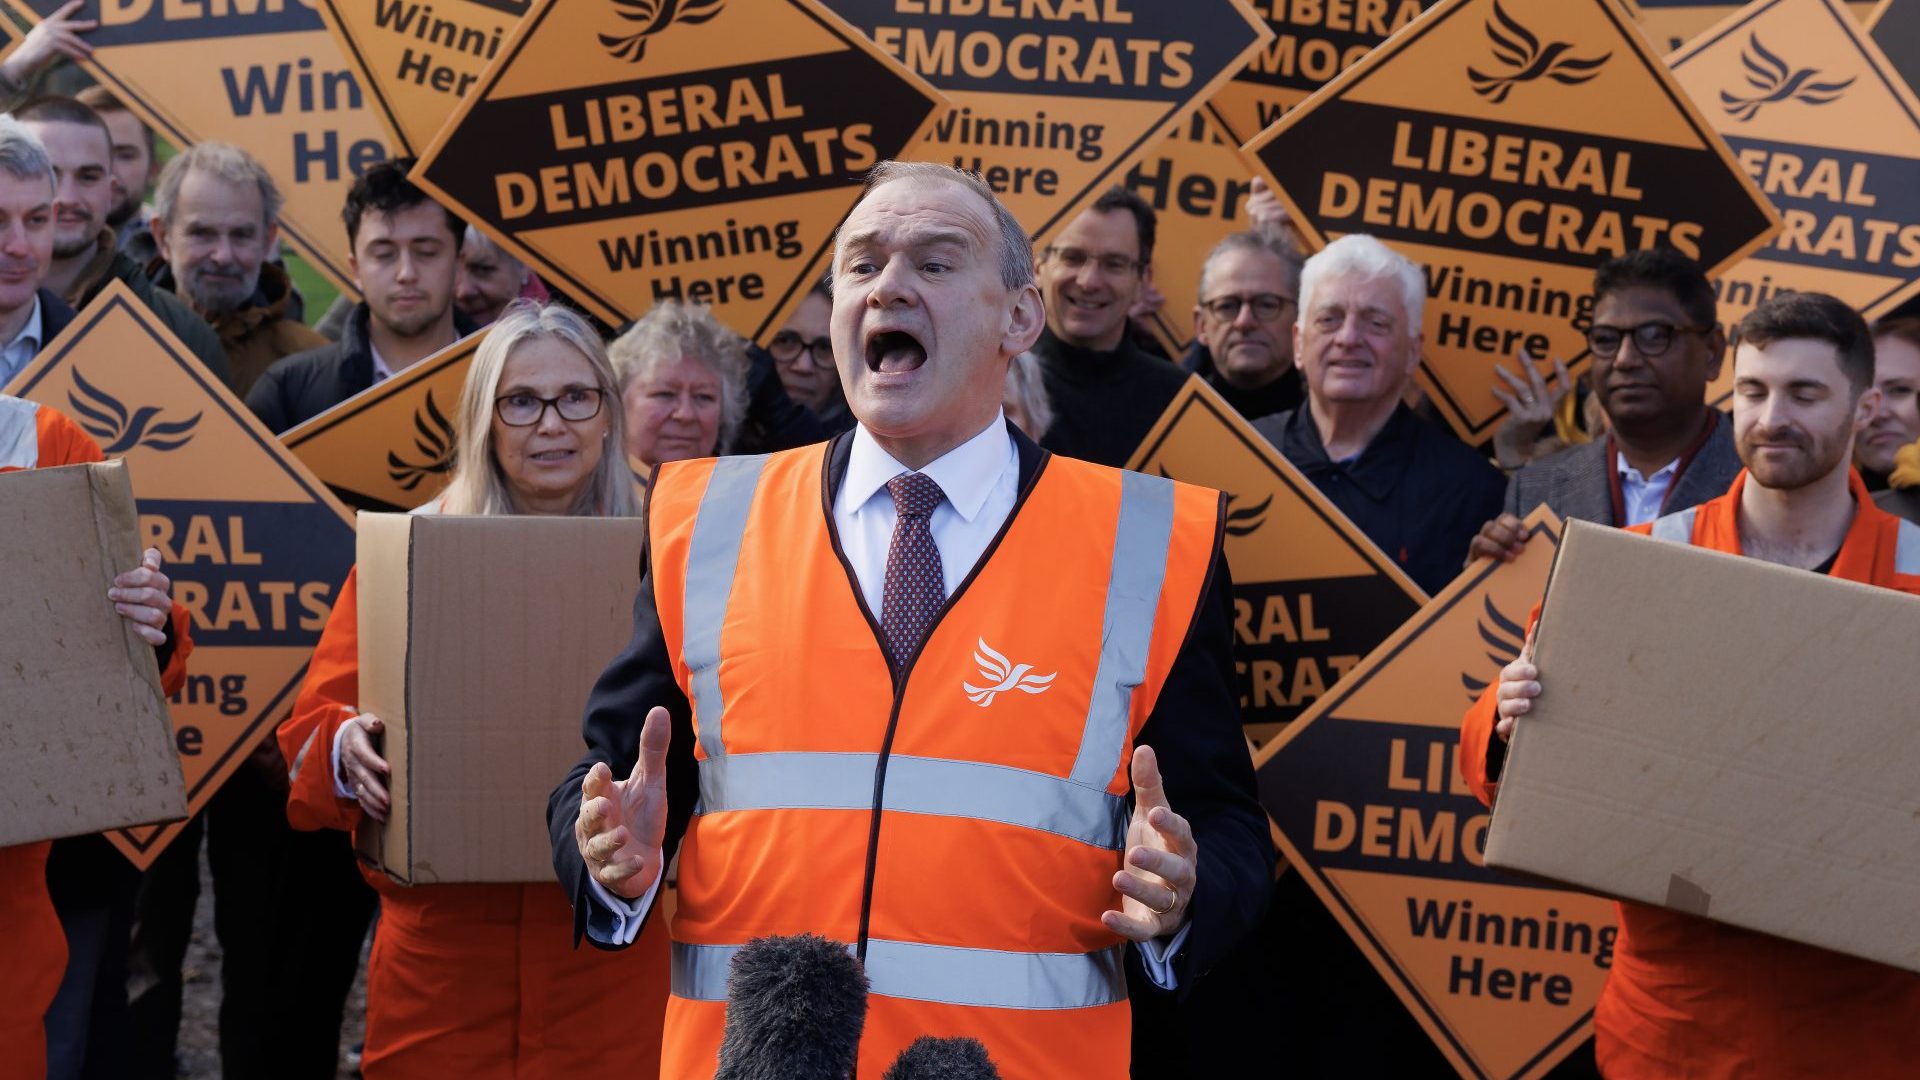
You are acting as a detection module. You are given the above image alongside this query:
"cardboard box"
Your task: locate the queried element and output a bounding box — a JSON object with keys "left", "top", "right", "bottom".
{"left": 0, "top": 460, "right": 187, "bottom": 846}
{"left": 1485, "top": 519, "right": 1920, "bottom": 973}
{"left": 355, "top": 512, "right": 645, "bottom": 883}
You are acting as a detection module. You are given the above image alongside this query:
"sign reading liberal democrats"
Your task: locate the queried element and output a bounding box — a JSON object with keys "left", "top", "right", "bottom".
{"left": 1208, "top": 0, "right": 1436, "bottom": 145}
{"left": 282, "top": 331, "right": 487, "bottom": 512}
{"left": 819, "top": 0, "right": 1274, "bottom": 246}
{"left": 4, "top": 283, "right": 356, "bottom": 869}
{"left": 1122, "top": 108, "right": 1260, "bottom": 359}
{"left": 1637, "top": 0, "right": 1879, "bottom": 51}
{"left": 1128, "top": 380, "right": 1426, "bottom": 743}
{"left": 315, "top": 0, "right": 530, "bottom": 157}
{"left": 411, "top": 0, "right": 944, "bottom": 333}
{"left": 1244, "top": 0, "right": 1780, "bottom": 444}
{"left": 1672, "top": 0, "right": 1920, "bottom": 406}
{"left": 1256, "top": 509, "right": 1617, "bottom": 1080}
{"left": 2, "top": 0, "right": 393, "bottom": 296}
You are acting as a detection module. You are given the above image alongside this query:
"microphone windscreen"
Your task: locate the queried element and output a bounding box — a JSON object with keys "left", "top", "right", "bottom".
{"left": 882, "top": 1035, "right": 1003, "bottom": 1080}
{"left": 713, "top": 933, "right": 869, "bottom": 1080}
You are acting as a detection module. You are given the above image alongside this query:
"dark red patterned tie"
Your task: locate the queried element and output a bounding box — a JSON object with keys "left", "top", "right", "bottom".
{"left": 881, "top": 472, "right": 947, "bottom": 669}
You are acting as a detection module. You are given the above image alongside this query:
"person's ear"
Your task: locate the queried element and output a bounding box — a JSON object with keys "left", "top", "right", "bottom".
{"left": 1004, "top": 283, "right": 1045, "bottom": 356}
{"left": 1703, "top": 325, "right": 1728, "bottom": 383}
{"left": 1855, "top": 385, "right": 1883, "bottom": 433}
{"left": 150, "top": 215, "right": 171, "bottom": 264}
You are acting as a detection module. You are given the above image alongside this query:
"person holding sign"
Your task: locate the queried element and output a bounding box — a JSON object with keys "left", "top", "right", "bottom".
{"left": 1253, "top": 234, "right": 1506, "bottom": 595}
{"left": 1187, "top": 229, "right": 1305, "bottom": 424}
{"left": 277, "top": 302, "right": 666, "bottom": 1078}
{"left": 247, "top": 161, "right": 478, "bottom": 433}
{"left": 454, "top": 225, "right": 545, "bottom": 328}
{"left": 1466, "top": 292, "right": 1920, "bottom": 1079}
{"left": 1030, "top": 186, "right": 1193, "bottom": 468}
{"left": 0, "top": 118, "right": 77, "bottom": 388}
{"left": 553, "top": 161, "right": 1272, "bottom": 1079}
{"left": 609, "top": 299, "right": 750, "bottom": 484}
{"left": 0, "top": 393, "right": 192, "bottom": 1079}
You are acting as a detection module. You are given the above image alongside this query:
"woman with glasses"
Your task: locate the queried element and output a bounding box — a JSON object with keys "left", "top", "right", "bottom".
{"left": 610, "top": 299, "right": 751, "bottom": 483}
{"left": 274, "top": 302, "right": 667, "bottom": 1079}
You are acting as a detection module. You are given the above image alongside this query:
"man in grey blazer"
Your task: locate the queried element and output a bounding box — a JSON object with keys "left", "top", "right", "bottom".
{"left": 1472, "top": 250, "right": 1743, "bottom": 562}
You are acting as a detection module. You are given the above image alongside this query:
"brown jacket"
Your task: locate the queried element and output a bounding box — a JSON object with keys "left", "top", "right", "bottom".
{"left": 148, "top": 259, "right": 324, "bottom": 398}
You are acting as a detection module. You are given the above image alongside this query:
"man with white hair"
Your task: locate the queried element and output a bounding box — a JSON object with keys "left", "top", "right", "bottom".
{"left": 1253, "top": 233, "right": 1504, "bottom": 594}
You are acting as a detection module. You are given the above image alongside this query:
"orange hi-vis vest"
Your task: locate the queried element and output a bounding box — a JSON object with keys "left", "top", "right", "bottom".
{"left": 645, "top": 441, "right": 1223, "bottom": 1079}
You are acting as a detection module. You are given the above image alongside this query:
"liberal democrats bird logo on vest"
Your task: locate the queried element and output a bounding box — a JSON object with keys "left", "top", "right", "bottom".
{"left": 963, "top": 638, "right": 1056, "bottom": 707}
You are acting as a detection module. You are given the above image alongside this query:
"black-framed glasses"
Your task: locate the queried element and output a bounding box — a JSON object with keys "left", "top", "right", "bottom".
{"left": 1201, "top": 293, "right": 1295, "bottom": 323}
{"left": 769, "top": 331, "right": 833, "bottom": 365}
{"left": 1043, "top": 246, "right": 1144, "bottom": 276}
{"left": 494, "top": 388, "right": 605, "bottom": 427}
{"left": 1586, "top": 322, "right": 1713, "bottom": 359}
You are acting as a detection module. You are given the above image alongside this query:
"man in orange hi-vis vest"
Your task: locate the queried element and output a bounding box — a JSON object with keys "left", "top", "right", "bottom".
{"left": 548, "top": 162, "right": 1275, "bottom": 1079}
{"left": 1463, "top": 291, "right": 1920, "bottom": 1079}
{"left": 0, "top": 394, "right": 193, "bottom": 1077}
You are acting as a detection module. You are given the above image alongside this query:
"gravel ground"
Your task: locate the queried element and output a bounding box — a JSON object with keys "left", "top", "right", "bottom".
{"left": 175, "top": 844, "right": 371, "bottom": 1079}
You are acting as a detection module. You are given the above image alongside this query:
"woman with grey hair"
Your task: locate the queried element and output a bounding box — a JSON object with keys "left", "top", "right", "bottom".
{"left": 609, "top": 299, "right": 750, "bottom": 477}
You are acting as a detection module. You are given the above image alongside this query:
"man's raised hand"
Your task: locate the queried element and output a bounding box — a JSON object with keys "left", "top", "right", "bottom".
{"left": 1102, "top": 744, "right": 1198, "bottom": 943}
{"left": 576, "top": 706, "right": 671, "bottom": 899}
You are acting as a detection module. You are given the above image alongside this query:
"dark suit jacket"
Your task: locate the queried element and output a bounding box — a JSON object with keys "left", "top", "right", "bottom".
{"left": 1504, "top": 412, "right": 1742, "bottom": 525}
{"left": 245, "top": 303, "right": 480, "bottom": 434}
{"left": 547, "top": 423, "right": 1274, "bottom": 996}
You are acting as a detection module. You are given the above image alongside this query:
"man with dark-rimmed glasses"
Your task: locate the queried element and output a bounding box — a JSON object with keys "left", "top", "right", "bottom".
{"left": 1187, "top": 229, "right": 1305, "bottom": 423}
{"left": 1469, "top": 248, "right": 1744, "bottom": 562}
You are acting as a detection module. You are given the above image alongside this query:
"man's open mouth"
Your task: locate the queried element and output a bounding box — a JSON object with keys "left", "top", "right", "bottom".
{"left": 866, "top": 329, "right": 928, "bottom": 374}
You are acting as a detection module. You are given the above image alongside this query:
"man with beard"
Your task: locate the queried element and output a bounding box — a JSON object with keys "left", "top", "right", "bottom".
{"left": 12, "top": 96, "right": 228, "bottom": 386}
{"left": 73, "top": 87, "right": 156, "bottom": 262}
{"left": 1030, "top": 186, "right": 1193, "bottom": 467}
{"left": 146, "top": 142, "right": 324, "bottom": 397}
{"left": 248, "top": 159, "right": 477, "bottom": 432}
{"left": 1464, "top": 290, "right": 1920, "bottom": 1079}
{"left": 1185, "top": 229, "right": 1304, "bottom": 423}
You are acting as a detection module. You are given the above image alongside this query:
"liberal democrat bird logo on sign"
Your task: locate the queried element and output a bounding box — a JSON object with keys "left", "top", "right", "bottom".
{"left": 385, "top": 389, "right": 458, "bottom": 492}
{"left": 1467, "top": 0, "right": 1611, "bottom": 103}
{"left": 602, "top": 0, "right": 725, "bottom": 63}
{"left": 963, "top": 638, "right": 1056, "bottom": 707}
{"left": 67, "top": 367, "right": 200, "bottom": 453}
{"left": 1720, "top": 34, "right": 1855, "bottom": 121}
{"left": 1459, "top": 593, "right": 1526, "bottom": 701}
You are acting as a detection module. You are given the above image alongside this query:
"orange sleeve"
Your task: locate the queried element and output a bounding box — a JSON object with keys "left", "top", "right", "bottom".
{"left": 277, "top": 567, "right": 365, "bottom": 834}
{"left": 34, "top": 406, "right": 103, "bottom": 467}
{"left": 1458, "top": 601, "right": 1543, "bottom": 807}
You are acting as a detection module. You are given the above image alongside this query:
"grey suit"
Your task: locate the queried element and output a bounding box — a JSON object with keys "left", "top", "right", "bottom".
{"left": 1505, "top": 413, "right": 1743, "bottom": 526}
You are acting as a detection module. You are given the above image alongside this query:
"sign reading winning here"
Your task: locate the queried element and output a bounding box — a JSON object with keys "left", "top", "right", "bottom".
{"left": 411, "top": 0, "right": 945, "bottom": 335}
{"left": 3, "top": 0, "right": 393, "bottom": 295}
{"left": 315, "top": 0, "right": 531, "bottom": 157}
{"left": 1243, "top": 0, "right": 1781, "bottom": 444}
{"left": 4, "top": 284, "right": 357, "bottom": 868}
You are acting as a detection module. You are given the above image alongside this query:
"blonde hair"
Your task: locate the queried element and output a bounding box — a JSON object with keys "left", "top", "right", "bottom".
{"left": 608, "top": 299, "right": 751, "bottom": 453}
{"left": 439, "top": 301, "right": 639, "bottom": 518}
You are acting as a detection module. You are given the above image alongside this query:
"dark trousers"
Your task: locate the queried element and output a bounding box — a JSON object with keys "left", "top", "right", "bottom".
{"left": 126, "top": 752, "right": 377, "bottom": 1080}
{"left": 44, "top": 835, "right": 141, "bottom": 1080}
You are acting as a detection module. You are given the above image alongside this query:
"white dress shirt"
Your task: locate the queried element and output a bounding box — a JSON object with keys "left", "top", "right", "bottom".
{"left": 1616, "top": 451, "right": 1679, "bottom": 527}
{"left": 587, "top": 415, "right": 1190, "bottom": 985}
{"left": 0, "top": 296, "right": 45, "bottom": 386}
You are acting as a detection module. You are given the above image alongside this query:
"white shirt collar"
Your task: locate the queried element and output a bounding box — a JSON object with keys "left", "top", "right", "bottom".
{"left": 10, "top": 294, "right": 43, "bottom": 352}
{"left": 1615, "top": 449, "right": 1679, "bottom": 485}
{"left": 842, "top": 412, "right": 1013, "bottom": 523}
{"left": 369, "top": 341, "right": 393, "bottom": 382}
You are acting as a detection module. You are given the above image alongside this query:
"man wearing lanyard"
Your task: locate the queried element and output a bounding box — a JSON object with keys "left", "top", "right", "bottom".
{"left": 1470, "top": 249, "right": 1744, "bottom": 561}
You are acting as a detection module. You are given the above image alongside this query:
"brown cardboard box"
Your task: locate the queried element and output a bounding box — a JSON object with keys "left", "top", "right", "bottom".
{"left": 1485, "top": 519, "right": 1920, "bottom": 973}
{"left": 0, "top": 460, "right": 187, "bottom": 846}
{"left": 355, "top": 512, "right": 645, "bottom": 884}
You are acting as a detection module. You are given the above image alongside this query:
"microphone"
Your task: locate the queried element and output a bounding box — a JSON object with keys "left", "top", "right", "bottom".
{"left": 713, "top": 933, "right": 870, "bottom": 1080}
{"left": 882, "top": 1035, "right": 1003, "bottom": 1079}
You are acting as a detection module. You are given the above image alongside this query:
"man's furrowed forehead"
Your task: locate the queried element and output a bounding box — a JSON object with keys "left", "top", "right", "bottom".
{"left": 1308, "top": 271, "right": 1404, "bottom": 319}
{"left": 1595, "top": 285, "right": 1690, "bottom": 325}
{"left": 842, "top": 176, "right": 995, "bottom": 253}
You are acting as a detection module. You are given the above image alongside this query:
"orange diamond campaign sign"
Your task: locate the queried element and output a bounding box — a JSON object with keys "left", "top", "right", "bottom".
{"left": 821, "top": 0, "right": 1274, "bottom": 246}
{"left": 1255, "top": 509, "right": 1618, "bottom": 1080}
{"left": 5, "top": 0, "right": 395, "bottom": 295}
{"left": 315, "top": 0, "right": 530, "bottom": 157}
{"left": 1128, "top": 380, "right": 1426, "bottom": 743}
{"left": 5, "top": 283, "right": 357, "bottom": 867}
{"left": 1245, "top": 0, "right": 1780, "bottom": 444}
{"left": 411, "top": 0, "right": 944, "bottom": 335}
{"left": 283, "top": 331, "right": 486, "bottom": 512}
{"left": 1209, "top": 0, "right": 1435, "bottom": 144}
{"left": 1673, "top": 0, "right": 1920, "bottom": 404}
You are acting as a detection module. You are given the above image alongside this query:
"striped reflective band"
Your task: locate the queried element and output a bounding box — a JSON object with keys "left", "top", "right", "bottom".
{"left": 287, "top": 727, "right": 321, "bottom": 785}
{"left": 1898, "top": 520, "right": 1920, "bottom": 576}
{"left": 681, "top": 455, "right": 768, "bottom": 759}
{"left": 0, "top": 396, "right": 39, "bottom": 469}
{"left": 672, "top": 939, "right": 1126, "bottom": 1010}
{"left": 696, "top": 751, "right": 1128, "bottom": 849}
{"left": 1071, "top": 470, "right": 1175, "bottom": 788}
{"left": 1650, "top": 507, "right": 1697, "bottom": 544}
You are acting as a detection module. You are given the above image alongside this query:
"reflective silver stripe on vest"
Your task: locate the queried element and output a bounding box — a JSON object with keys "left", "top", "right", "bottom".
{"left": 681, "top": 455, "right": 769, "bottom": 759}
{"left": 697, "top": 751, "right": 1128, "bottom": 850}
{"left": 0, "top": 396, "right": 39, "bottom": 469}
{"left": 1070, "top": 470, "right": 1176, "bottom": 788}
{"left": 672, "top": 939, "right": 1126, "bottom": 1010}
{"left": 287, "top": 727, "right": 321, "bottom": 785}
{"left": 1649, "top": 507, "right": 1698, "bottom": 545}
{"left": 1898, "top": 520, "right": 1920, "bottom": 576}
